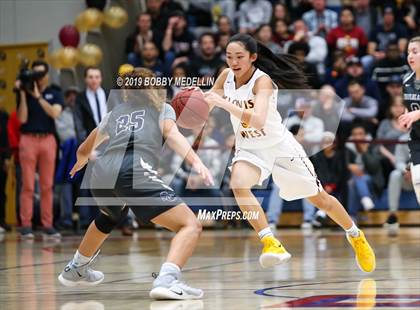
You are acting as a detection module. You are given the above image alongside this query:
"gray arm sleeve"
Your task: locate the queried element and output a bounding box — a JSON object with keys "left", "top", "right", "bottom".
{"left": 159, "top": 103, "right": 176, "bottom": 122}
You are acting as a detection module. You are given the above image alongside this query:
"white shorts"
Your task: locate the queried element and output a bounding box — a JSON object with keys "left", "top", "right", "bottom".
{"left": 231, "top": 131, "right": 323, "bottom": 201}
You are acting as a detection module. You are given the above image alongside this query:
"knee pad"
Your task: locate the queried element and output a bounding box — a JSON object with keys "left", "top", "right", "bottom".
{"left": 94, "top": 206, "right": 129, "bottom": 234}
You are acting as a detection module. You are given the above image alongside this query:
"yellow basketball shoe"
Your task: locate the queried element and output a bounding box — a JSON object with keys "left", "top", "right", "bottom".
{"left": 346, "top": 230, "right": 376, "bottom": 273}
{"left": 259, "top": 235, "right": 291, "bottom": 268}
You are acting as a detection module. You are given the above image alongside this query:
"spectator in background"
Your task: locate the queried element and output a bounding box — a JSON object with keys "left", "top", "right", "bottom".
{"left": 255, "top": 24, "right": 283, "bottom": 55}
{"left": 188, "top": 33, "right": 224, "bottom": 88}
{"left": 372, "top": 43, "right": 410, "bottom": 100}
{"left": 378, "top": 75, "right": 404, "bottom": 121}
{"left": 74, "top": 67, "right": 107, "bottom": 227}
{"left": 271, "top": 2, "right": 291, "bottom": 25}
{"left": 324, "top": 50, "right": 347, "bottom": 84}
{"left": 125, "top": 13, "right": 161, "bottom": 66}
{"left": 327, "top": 6, "right": 368, "bottom": 58}
{"left": 347, "top": 124, "right": 384, "bottom": 222}
{"left": 302, "top": 0, "right": 338, "bottom": 38}
{"left": 7, "top": 110, "right": 20, "bottom": 228}
{"left": 16, "top": 60, "right": 63, "bottom": 239}
{"left": 216, "top": 15, "right": 234, "bottom": 36}
{"left": 376, "top": 96, "right": 408, "bottom": 179}
{"left": 146, "top": 0, "right": 184, "bottom": 32}
{"left": 129, "top": 41, "right": 164, "bottom": 76}
{"left": 385, "top": 132, "right": 415, "bottom": 236}
{"left": 334, "top": 56, "right": 381, "bottom": 101}
{"left": 0, "top": 106, "right": 9, "bottom": 233}
{"left": 365, "top": 5, "right": 409, "bottom": 71}
{"left": 312, "top": 85, "right": 342, "bottom": 133}
{"left": 288, "top": 42, "right": 321, "bottom": 89}
{"left": 167, "top": 63, "right": 189, "bottom": 100}
{"left": 54, "top": 87, "right": 79, "bottom": 230}
{"left": 162, "top": 10, "right": 195, "bottom": 70}
{"left": 170, "top": 116, "right": 222, "bottom": 207}
{"left": 217, "top": 33, "right": 230, "bottom": 61}
{"left": 353, "top": 0, "right": 378, "bottom": 39}
{"left": 272, "top": 20, "right": 293, "bottom": 49}
{"left": 399, "top": 0, "right": 419, "bottom": 35}
{"left": 286, "top": 98, "right": 324, "bottom": 154}
{"left": 285, "top": 19, "right": 328, "bottom": 79}
{"left": 238, "top": 0, "right": 273, "bottom": 34}
{"left": 342, "top": 80, "right": 379, "bottom": 135}
{"left": 290, "top": 0, "right": 313, "bottom": 21}
{"left": 304, "top": 132, "right": 349, "bottom": 228}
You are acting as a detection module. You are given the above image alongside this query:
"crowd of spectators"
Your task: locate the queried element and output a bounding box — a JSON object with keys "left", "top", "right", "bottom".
{"left": 1, "top": 0, "right": 419, "bottom": 236}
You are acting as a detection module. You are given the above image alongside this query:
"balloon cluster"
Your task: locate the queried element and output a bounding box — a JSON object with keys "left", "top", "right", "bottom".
{"left": 50, "top": 0, "right": 128, "bottom": 69}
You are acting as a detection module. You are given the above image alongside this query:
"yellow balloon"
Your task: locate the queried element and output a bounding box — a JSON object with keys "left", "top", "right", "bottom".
{"left": 75, "top": 8, "right": 103, "bottom": 32}
{"left": 48, "top": 50, "right": 64, "bottom": 70}
{"left": 118, "top": 63, "right": 134, "bottom": 76}
{"left": 78, "top": 44, "right": 103, "bottom": 66}
{"left": 58, "top": 47, "right": 79, "bottom": 68}
{"left": 103, "top": 6, "right": 128, "bottom": 28}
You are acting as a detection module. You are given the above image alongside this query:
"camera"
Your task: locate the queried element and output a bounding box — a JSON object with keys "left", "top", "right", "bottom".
{"left": 17, "top": 59, "right": 47, "bottom": 92}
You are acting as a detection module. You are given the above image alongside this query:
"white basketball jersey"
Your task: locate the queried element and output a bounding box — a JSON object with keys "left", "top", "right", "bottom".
{"left": 223, "top": 68, "right": 287, "bottom": 149}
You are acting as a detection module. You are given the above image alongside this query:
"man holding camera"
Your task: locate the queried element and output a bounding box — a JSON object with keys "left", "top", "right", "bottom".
{"left": 16, "top": 60, "right": 63, "bottom": 239}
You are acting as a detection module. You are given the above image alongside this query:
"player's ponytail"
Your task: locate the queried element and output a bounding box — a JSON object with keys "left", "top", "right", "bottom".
{"left": 228, "top": 34, "right": 308, "bottom": 89}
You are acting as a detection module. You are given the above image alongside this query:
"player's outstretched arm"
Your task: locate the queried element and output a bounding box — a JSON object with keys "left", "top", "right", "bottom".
{"left": 162, "top": 119, "right": 214, "bottom": 186}
{"left": 69, "top": 127, "right": 109, "bottom": 177}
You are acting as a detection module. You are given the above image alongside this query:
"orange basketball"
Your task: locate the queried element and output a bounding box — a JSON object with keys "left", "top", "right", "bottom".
{"left": 171, "top": 89, "right": 209, "bottom": 129}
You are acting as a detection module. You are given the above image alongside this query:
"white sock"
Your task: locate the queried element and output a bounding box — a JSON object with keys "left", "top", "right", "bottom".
{"left": 361, "top": 197, "right": 375, "bottom": 211}
{"left": 72, "top": 250, "right": 91, "bottom": 267}
{"left": 258, "top": 227, "right": 273, "bottom": 240}
{"left": 345, "top": 222, "right": 360, "bottom": 237}
{"left": 154, "top": 262, "right": 181, "bottom": 288}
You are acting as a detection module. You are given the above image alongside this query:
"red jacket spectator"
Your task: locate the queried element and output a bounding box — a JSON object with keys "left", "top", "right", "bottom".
{"left": 7, "top": 110, "right": 20, "bottom": 164}
{"left": 327, "top": 7, "right": 368, "bottom": 57}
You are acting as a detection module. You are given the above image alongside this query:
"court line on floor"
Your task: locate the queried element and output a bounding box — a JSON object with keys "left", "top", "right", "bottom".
{"left": 105, "top": 257, "right": 257, "bottom": 284}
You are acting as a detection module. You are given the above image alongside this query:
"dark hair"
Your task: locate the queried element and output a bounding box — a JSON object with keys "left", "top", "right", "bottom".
{"left": 348, "top": 79, "right": 364, "bottom": 88}
{"left": 172, "top": 63, "right": 189, "bottom": 76}
{"left": 340, "top": 6, "right": 355, "bottom": 19}
{"left": 199, "top": 32, "right": 215, "bottom": 45}
{"left": 351, "top": 122, "right": 366, "bottom": 133}
{"left": 228, "top": 33, "right": 307, "bottom": 89}
{"left": 31, "top": 60, "right": 49, "bottom": 73}
{"left": 84, "top": 66, "right": 101, "bottom": 77}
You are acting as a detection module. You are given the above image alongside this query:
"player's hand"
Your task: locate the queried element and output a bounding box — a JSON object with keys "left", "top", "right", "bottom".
{"left": 69, "top": 154, "right": 89, "bottom": 178}
{"left": 30, "top": 82, "right": 41, "bottom": 100}
{"left": 399, "top": 111, "right": 420, "bottom": 129}
{"left": 191, "top": 159, "right": 214, "bottom": 186}
{"left": 203, "top": 91, "right": 225, "bottom": 109}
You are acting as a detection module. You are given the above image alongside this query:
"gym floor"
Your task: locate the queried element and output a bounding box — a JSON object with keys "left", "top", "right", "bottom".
{"left": 0, "top": 228, "right": 419, "bottom": 309}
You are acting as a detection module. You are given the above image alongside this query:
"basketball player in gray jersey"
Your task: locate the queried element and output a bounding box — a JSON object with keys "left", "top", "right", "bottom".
{"left": 399, "top": 36, "right": 420, "bottom": 204}
{"left": 58, "top": 68, "right": 213, "bottom": 300}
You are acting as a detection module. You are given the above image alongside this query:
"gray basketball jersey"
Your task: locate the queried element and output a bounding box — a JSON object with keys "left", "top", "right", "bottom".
{"left": 403, "top": 72, "right": 420, "bottom": 149}
{"left": 88, "top": 90, "right": 176, "bottom": 189}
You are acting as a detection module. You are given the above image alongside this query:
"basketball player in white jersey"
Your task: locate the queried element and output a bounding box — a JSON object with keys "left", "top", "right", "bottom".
{"left": 204, "top": 33, "right": 375, "bottom": 273}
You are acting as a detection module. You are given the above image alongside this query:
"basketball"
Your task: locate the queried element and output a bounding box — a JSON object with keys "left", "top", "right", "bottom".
{"left": 171, "top": 88, "right": 209, "bottom": 129}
